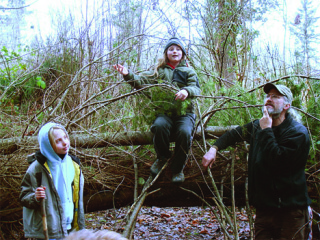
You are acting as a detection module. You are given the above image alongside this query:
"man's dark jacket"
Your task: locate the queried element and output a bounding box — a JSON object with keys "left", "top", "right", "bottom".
{"left": 214, "top": 113, "right": 311, "bottom": 208}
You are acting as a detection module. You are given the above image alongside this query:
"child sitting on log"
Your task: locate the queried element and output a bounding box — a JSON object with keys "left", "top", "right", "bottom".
{"left": 113, "top": 37, "right": 200, "bottom": 183}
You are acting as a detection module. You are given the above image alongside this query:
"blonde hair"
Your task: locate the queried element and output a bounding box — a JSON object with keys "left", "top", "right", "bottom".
{"left": 64, "top": 229, "right": 128, "bottom": 240}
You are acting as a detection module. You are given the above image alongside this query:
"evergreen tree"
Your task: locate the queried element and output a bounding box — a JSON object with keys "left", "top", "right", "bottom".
{"left": 290, "top": 0, "right": 320, "bottom": 74}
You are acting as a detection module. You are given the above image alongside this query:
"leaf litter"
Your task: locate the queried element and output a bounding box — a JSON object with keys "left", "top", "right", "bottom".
{"left": 85, "top": 206, "right": 253, "bottom": 239}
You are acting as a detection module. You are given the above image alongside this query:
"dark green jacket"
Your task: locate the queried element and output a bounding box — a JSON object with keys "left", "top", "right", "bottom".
{"left": 214, "top": 114, "right": 311, "bottom": 208}
{"left": 124, "top": 60, "right": 200, "bottom": 115}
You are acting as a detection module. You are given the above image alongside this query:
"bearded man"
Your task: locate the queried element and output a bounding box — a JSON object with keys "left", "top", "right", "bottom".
{"left": 202, "top": 83, "right": 312, "bottom": 239}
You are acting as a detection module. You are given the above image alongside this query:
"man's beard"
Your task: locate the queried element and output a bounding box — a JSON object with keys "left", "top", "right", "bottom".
{"left": 262, "top": 105, "right": 284, "bottom": 119}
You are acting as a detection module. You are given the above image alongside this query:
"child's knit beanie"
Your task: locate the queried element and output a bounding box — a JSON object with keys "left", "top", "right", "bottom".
{"left": 163, "top": 37, "right": 186, "bottom": 55}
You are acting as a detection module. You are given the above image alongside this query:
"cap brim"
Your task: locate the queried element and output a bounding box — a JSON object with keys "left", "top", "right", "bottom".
{"left": 263, "top": 83, "right": 277, "bottom": 94}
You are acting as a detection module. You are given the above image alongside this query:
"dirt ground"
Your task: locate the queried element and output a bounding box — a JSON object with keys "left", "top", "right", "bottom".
{"left": 3, "top": 205, "right": 320, "bottom": 239}
{"left": 85, "top": 206, "right": 253, "bottom": 239}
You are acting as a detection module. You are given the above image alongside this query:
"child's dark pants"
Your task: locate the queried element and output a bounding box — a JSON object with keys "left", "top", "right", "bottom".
{"left": 151, "top": 113, "right": 196, "bottom": 174}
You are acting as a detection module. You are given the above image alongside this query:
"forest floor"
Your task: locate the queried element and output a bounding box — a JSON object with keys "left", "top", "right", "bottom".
{"left": 4, "top": 205, "right": 320, "bottom": 239}
{"left": 85, "top": 205, "right": 253, "bottom": 239}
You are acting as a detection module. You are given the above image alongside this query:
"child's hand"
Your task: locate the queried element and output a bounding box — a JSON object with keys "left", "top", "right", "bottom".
{"left": 35, "top": 186, "right": 46, "bottom": 201}
{"left": 113, "top": 64, "right": 128, "bottom": 76}
{"left": 175, "top": 89, "right": 188, "bottom": 101}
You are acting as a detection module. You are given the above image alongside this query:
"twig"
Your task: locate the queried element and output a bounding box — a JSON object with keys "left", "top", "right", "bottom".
{"left": 292, "top": 106, "right": 320, "bottom": 122}
{"left": 68, "top": 83, "right": 177, "bottom": 127}
{"left": 245, "top": 75, "right": 320, "bottom": 95}
{"left": 207, "top": 168, "right": 234, "bottom": 232}
{"left": 244, "top": 144, "right": 254, "bottom": 240}
{"left": 231, "top": 151, "right": 239, "bottom": 240}
{"left": 245, "top": 177, "right": 254, "bottom": 240}
{"left": 123, "top": 160, "right": 169, "bottom": 239}
{"left": 197, "top": 101, "right": 235, "bottom": 235}
{"left": 124, "top": 160, "right": 169, "bottom": 219}
{"left": 131, "top": 146, "right": 138, "bottom": 201}
{"left": 49, "top": 34, "right": 146, "bottom": 118}
{"left": 122, "top": 175, "right": 153, "bottom": 239}
{"left": 85, "top": 190, "right": 113, "bottom": 213}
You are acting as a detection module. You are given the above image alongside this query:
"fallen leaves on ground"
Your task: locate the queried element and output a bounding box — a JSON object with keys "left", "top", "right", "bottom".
{"left": 85, "top": 206, "right": 253, "bottom": 239}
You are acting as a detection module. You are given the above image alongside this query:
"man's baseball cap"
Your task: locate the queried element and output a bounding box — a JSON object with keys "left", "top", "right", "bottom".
{"left": 263, "top": 83, "right": 293, "bottom": 104}
{"left": 163, "top": 37, "right": 187, "bottom": 55}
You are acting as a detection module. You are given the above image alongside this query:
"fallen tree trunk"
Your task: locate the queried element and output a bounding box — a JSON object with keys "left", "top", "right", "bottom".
{"left": 0, "top": 125, "right": 238, "bottom": 154}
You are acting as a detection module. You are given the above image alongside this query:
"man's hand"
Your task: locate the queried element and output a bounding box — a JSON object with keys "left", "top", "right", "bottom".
{"left": 175, "top": 89, "right": 188, "bottom": 101}
{"left": 113, "top": 64, "right": 128, "bottom": 76}
{"left": 260, "top": 106, "right": 272, "bottom": 129}
{"left": 202, "top": 147, "right": 217, "bottom": 169}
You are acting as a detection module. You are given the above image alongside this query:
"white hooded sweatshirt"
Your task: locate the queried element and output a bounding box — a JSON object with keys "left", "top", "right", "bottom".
{"left": 38, "top": 122, "right": 75, "bottom": 230}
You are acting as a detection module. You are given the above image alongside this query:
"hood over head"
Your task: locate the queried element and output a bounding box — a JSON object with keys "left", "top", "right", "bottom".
{"left": 38, "top": 122, "right": 75, "bottom": 229}
{"left": 38, "top": 122, "right": 69, "bottom": 162}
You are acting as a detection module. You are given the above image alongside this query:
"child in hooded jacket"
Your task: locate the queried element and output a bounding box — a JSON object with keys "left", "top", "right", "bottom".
{"left": 113, "top": 37, "right": 200, "bottom": 182}
{"left": 20, "top": 122, "right": 85, "bottom": 239}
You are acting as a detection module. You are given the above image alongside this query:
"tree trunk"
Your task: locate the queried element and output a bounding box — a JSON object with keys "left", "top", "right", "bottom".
{"left": 0, "top": 125, "right": 238, "bottom": 154}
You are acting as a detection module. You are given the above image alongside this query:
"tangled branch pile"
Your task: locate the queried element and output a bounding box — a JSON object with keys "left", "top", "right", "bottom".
{"left": 0, "top": 135, "right": 253, "bottom": 238}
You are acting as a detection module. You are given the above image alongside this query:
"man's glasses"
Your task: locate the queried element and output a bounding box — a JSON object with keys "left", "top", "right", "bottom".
{"left": 265, "top": 94, "right": 283, "bottom": 100}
